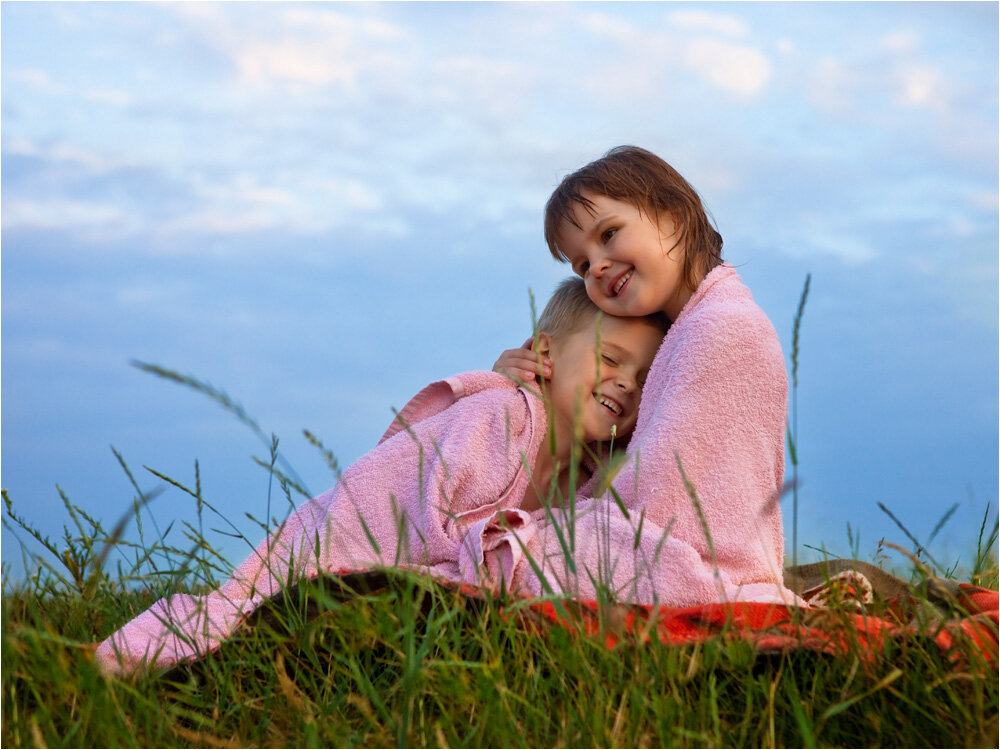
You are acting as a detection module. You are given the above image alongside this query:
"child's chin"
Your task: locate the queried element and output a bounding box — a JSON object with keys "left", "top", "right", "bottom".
{"left": 593, "top": 430, "right": 628, "bottom": 443}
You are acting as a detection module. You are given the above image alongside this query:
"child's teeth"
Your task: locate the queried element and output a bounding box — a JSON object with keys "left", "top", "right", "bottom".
{"left": 597, "top": 395, "right": 622, "bottom": 415}
{"left": 615, "top": 270, "right": 632, "bottom": 294}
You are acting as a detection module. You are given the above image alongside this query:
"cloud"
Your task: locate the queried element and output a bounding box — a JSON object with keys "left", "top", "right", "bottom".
{"left": 879, "top": 29, "right": 920, "bottom": 54}
{"left": 4, "top": 65, "right": 133, "bottom": 109}
{"left": 234, "top": 40, "right": 360, "bottom": 90}
{"left": 969, "top": 190, "right": 999, "bottom": 212}
{"left": 892, "top": 62, "right": 948, "bottom": 111}
{"left": 2, "top": 197, "right": 131, "bottom": 233}
{"left": 668, "top": 10, "right": 748, "bottom": 38}
{"left": 5, "top": 138, "right": 117, "bottom": 170}
{"left": 579, "top": 10, "right": 637, "bottom": 41}
{"left": 2, "top": 134, "right": 398, "bottom": 244}
{"left": 580, "top": 11, "right": 772, "bottom": 101}
{"left": 806, "top": 56, "right": 862, "bottom": 113}
{"left": 5, "top": 68, "right": 55, "bottom": 88}
{"left": 2, "top": 140, "right": 198, "bottom": 241}
{"left": 683, "top": 38, "right": 772, "bottom": 99}
{"left": 805, "top": 31, "right": 967, "bottom": 121}
{"left": 763, "top": 210, "right": 877, "bottom": 265}
{"left": 427, "top": 56, "right": 536, "bottom": 117}
{"left": 157, "top": 172, "right": 387, "bottom": 237}
{"left": 165, "top": 3, "right": 411, "bottom": 94}
{"left": 114, "top": 279, "right": 194, "bottom": 307}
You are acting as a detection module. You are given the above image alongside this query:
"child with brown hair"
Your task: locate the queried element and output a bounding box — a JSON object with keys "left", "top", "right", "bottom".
{"left": 495, "top": 145, "right": 799, "bottom": 606}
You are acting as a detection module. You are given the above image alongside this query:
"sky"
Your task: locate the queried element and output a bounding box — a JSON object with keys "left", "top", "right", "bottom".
{"left": 2, "top": 1, "right": 997, "bottom": 581}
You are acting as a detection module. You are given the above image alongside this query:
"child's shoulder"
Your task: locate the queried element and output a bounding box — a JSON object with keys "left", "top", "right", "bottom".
{"left": 686, "top": 269, "right": 773, "bottom": 334}
{"left": 670, "top": 267, "right": 782, "bottom": 367}
{"left": 380, "top": 371, "right": 537, "bottom": 445}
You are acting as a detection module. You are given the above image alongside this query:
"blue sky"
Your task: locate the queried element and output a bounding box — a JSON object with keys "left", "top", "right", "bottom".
{"left": 3, "top": 2, "right": 997, "bottom": 579}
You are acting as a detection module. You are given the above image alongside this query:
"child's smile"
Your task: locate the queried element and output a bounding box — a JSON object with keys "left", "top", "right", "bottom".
{"left": 539, "top": 313, "right": 663, "bottom": 448}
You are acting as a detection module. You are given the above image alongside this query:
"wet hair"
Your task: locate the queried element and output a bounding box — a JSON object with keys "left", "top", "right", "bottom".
{"left": 543, "top": 145, "right": 723, "bottom": 294}
{"left": 537, "top": 276, "right": 670, "bottom": 340}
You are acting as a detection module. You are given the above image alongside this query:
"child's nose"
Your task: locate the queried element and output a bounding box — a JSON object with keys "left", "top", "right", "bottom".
{"left": 591, "top": 255, "right": 612, "bottom": 277}
{"left": 614, "top": 375, "right": 636, "bottom": 393}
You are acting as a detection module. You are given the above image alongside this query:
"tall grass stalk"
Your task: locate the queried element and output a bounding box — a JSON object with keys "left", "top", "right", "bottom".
{"left": 789, "top": 273, "right": 811, "bottom": 569}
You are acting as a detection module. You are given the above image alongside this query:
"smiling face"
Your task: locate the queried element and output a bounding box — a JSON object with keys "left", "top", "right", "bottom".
{"left": 537, "top": 312, "right": 664, "bottom": 445}
{"left": 555, "top": 191, "right": 692, "bottom": 322}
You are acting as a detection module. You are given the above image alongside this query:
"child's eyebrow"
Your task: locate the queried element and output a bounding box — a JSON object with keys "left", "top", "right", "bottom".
{"left": 590, "top": 213, "right": 618, "bottom": 237}
{"left": 600, "top": 341, "right": 630, "bottom": 358}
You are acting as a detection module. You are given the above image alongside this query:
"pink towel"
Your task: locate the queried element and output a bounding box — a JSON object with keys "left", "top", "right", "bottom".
{"left": 95, "top": 266, "right": 801, "bottom": 673}
{"left": 96, "top": 371, "right": 548, "bottom": 673}
{"left": 515, "top": 264, "right": 801, "bottom": 607}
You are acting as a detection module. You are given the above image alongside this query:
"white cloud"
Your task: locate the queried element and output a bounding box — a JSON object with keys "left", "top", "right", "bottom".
{"left": 580, "top": 12, "right": 772, "bottom": 101}
{"left": 879, "top": 30, "right": 920, "bottom": 54}
{"left": 580, "top": 11, "right": 638, "bottom": 41}
{"left": 195, "top": 176, "right": 295, "bottom": 210}
{"left": 776, "top": 38, "right": 796, "bottom": 56}
{"left": 427, "top": 56, "right": 535, "bottom": 117}
{"left": 4, "top": 138, "right": 147, "bottom": 177}
{"left": 114, "top": 279, "right": 193, "bottom": 307}
{"left": 282, "top": 7, "right": 405, "bottom": 41}
{"left": 5, "top": 68, "right": 54, "bottom": 88}
{"left": 969, "top": 190, "right": 999, "bottom": 212}
{"left": 165, "top": 3, "right": 411, "bottom": 94}
{"left": 2, "top": 198, "right": 134, "bottom": 232}
{"left": 807, "top": 56, "right": 863, "bottom": 113}
{"left": 234, "top": 40, "right": 360, "bottom": 90}
{"left": 893, "top": 62, "right": 948, "bottom": 111}
{"left": 82, "top": 88, "right": 133, "bottom": 107}
{"left": 158, "top": 207, "right": 276, "bottom": 236}
{"left": 683, "top": 38, "right": 772, "bottom": 99}
{"left": 155, "top": 171, "right": 389, "bottom": 239}
{"left": 3, "top": 137, "right": 395, "bottom": 242}
{"left": 944, "top": 216, "right": 976, "bottom": 238}
{"left": 4, "top": 337, "right": 107, "bottom": 367}
{"left": 668, "top": 10, "right": 748, "bottom": 38}
{"left": 798, "top": 230, "right": 876, "bottom": 265}
{"left": 805, "top": 35, "right": 960, "bottom": 120}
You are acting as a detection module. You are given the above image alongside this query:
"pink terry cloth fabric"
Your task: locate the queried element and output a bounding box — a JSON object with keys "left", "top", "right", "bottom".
{"left": 95, "top": 371, "right": 548, "bottom": 674}
{"left": 516, "top": 264, "right": 802, "bottom": 607}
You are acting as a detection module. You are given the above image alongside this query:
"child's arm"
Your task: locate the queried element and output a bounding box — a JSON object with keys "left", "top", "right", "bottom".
{"left": 492, "top": 338, "right": 552, "bottom": 383}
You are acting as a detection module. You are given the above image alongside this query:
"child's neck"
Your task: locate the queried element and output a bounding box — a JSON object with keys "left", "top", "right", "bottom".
{"left": 520, "top": 412, "right": 586, "bottom": 512}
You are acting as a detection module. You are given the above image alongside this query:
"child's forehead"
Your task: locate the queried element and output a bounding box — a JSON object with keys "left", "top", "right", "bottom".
{"left": 570, "top": 313, "right": 661, "bottom": 343}
{"left": 558, "top": 192, "right": 660, "bottom": 231}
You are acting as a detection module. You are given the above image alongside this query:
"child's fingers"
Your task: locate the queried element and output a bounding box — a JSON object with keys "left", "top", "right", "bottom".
{"left": 492, "top": 349, "right": 552, "bottom": 381}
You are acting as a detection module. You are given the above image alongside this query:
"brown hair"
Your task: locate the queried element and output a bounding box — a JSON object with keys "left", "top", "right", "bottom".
{"left": 543, "top": 145, "right": 723, "bottom": 293}
{"left": 537, "top": 276, "right": 670, "bottom": 340}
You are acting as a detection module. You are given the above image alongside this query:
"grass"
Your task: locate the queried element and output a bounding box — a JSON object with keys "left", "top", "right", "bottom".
{"left": 3, "top": 476, "right": 998, "bottom": 748}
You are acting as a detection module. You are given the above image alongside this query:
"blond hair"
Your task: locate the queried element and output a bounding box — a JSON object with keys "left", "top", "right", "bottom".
{"left": 537, "top": 277, "right": 670, "bottom": 339}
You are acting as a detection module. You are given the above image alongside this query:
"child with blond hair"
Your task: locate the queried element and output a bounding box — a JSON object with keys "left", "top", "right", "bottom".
{"left": 96, "top": 277, "right": 667, "bottom": 673}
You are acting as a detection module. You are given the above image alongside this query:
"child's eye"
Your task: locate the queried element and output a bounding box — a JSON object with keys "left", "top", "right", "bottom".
{"left": 601, "top": 228, "right": 617, "bottom": 243}
{"left": 576, "top": 260, "right": 590, "bottom": 277}
{"left": 601, "top": 354, "right": 617, "bottom": 366}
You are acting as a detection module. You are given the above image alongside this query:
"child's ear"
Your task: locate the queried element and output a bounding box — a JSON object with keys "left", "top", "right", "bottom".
{"left": 532, "top": 332, "right": 553, "bottom": 358}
